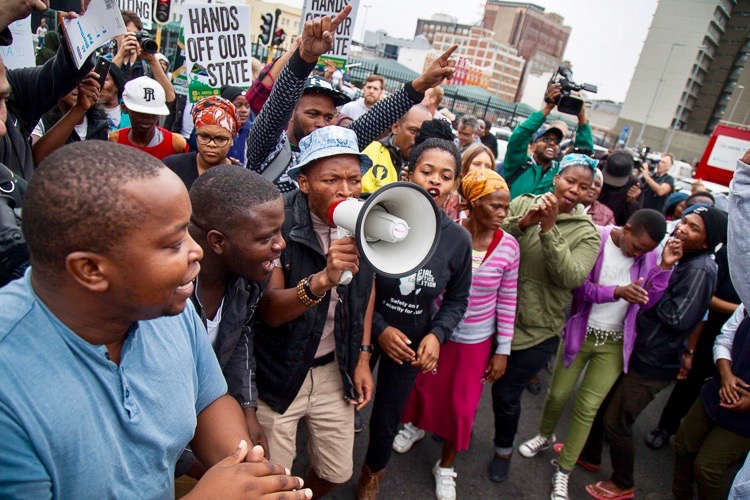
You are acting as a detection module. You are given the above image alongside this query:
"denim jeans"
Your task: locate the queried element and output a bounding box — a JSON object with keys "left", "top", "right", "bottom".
{"left": 491, "top": 336, "right": 559, "bottom": 449}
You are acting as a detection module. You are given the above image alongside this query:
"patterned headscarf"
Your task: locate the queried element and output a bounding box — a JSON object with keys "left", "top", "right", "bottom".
{"left": 459, "top": 168, "right": 509, "bottom": 204}
{"left": 191, "top": 96, "right": 239, "bottom": 136}
{"left": 559, "top": 153, "right": 598, "bottom": 172}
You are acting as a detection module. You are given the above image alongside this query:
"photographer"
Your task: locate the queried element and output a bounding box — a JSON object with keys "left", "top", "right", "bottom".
{"left": 641, "top": 153, "right": 675, "bottom": 212}
{"left": 504, "top": 82, "right": 593, "bottom": 199}
{"left": 112, "top": 10, "right": 175, "bottom": 104}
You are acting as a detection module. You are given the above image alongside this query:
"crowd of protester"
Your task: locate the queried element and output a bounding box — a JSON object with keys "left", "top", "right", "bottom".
{"left": 1, "top": 3, "right": 749, "bottom": 500}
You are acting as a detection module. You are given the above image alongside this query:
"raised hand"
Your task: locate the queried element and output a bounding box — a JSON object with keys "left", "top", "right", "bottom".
{"left": 661, "top": 237, "right": 683, "bottom": 269}
{"left": 412, "top": 45, "right": 458, "bottom": 92}
{"left": 298, "top": 4, "right": 352, "bottom": 63}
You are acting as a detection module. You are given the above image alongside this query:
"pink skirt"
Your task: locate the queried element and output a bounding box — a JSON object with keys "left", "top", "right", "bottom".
{"left": 401, "top": 337, "right": 492, "bottom": 451}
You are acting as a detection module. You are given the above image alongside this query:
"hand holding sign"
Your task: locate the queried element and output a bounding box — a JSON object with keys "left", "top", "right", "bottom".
{"left": 412, "top": 45, "right": 458, "bottom": 93}
{"left": 298, "top": 3, "right": 352, "bottom": 64}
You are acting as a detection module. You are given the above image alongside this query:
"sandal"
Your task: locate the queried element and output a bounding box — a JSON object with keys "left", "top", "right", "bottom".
{"left": 585, "top": 481, "right": 634, "bottom": 500}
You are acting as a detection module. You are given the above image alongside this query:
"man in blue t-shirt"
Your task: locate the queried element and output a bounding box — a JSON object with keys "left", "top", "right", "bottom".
{"left": 0, "top": 141, "right": 310, "bottom": 499}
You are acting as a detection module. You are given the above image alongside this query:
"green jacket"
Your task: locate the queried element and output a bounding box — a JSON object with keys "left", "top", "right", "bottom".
{"left": 504, "top": 111, "right": 593, "bottom": 199}
{"left": 502, "top": 194, "right": 601, "bottom": 350}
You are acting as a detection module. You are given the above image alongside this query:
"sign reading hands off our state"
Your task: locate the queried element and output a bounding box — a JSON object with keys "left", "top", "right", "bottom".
{"left": 182, "top": 3, "right": 252, "bottom": 102}
{"left": 301, "top": 0, "right": 359, "bottom": 69}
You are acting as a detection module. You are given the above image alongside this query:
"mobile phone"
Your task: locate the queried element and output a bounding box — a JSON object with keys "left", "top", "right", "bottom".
{"left": 50, "top": 0, "right": 83, "bottom": 12}
{"left": 94, "top": 57, "right": 111, "bottom": 91}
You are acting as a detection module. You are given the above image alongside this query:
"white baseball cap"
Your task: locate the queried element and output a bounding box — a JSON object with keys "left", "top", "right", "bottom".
{"left": 122, "top": 76, "right": 169, "bottom": 116}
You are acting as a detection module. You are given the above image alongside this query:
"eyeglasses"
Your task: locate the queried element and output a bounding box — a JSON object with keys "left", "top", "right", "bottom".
{"left": 196, "top": 133, "right": 231, "bottom": 147}
{"left": 537, "top": 135, "right": 561, "bottom": 145}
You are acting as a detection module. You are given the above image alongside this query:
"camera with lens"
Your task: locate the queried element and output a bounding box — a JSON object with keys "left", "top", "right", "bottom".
{"left": 547, "top": 65, "right": 598, "bottom": 115}
{"left": 0, "top": 165, "right": 29, "bottom": 287}
{"left": 135, "top": 31, "right": 158, "bottom": 54}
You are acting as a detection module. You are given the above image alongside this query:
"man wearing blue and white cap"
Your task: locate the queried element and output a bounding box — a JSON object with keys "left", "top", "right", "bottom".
{"left": 504, "top": 82, "right": 593, "bottom": 200}
{"left": 252, "top": 126, "right": 377, "bottom": 496}
{"left": 245, "top": 4, "right": 457, "bottom": 194}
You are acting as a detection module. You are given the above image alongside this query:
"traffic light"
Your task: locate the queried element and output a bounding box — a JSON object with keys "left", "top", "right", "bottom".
{"left": 272, "top": 28, "right": 286, "bottom": 47}
{"left": 259, "top": 13, "right": 273, "bottom": 46}
{"left": 154, "top": 0, "right": 170, "bottom": 24}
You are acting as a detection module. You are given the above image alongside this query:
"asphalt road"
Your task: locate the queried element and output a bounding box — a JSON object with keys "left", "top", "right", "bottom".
{"left": 291, "top": 366, "right": 679, "bottom": 499}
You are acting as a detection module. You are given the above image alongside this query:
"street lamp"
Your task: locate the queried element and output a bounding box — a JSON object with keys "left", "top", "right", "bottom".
{"left": 664, "top": 46, "right": 705, "bottom": 152}
{"left": 634, "top": 42, "right": 685, "bottom": 149}
{"left": 359, "top": 4, "right": 372, "bottom": 43}
{"left": 729, "top": 84, "right": 745, "bottom": 123}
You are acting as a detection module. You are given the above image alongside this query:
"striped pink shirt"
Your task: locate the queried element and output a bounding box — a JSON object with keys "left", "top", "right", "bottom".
{"left": 448, "top": 231, "right": 519, "bottom": 354}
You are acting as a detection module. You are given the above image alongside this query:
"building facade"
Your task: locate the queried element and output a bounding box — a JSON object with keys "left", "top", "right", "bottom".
{"left": 429, "top": 26, "right": 525, "bottom": 102}
{"left": 482, "top": 0, "right": 570, "bottom": 76}
{"left": 616, "top": 0, "right": 749, "bottom": 161}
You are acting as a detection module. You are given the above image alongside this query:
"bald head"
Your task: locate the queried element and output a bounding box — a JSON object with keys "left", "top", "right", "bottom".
{"left": 392, "top": 104, "right": 433, "bottom": 160}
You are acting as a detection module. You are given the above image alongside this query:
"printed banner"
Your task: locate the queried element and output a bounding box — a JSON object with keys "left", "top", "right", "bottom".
{"left": 182, "top": 3, "right": 252, "bottom": 102}
{"left": 0, "top": 19, "right": 35, "bottom": 69}
{"left": 118, "top": 0, "right": 154, "bottom": 30}
{"left": 301, "top": 0, "right": 358, "bottom": 68}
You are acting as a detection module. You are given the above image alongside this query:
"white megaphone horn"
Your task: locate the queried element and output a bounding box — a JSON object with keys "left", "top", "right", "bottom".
{"left": 327, "top": 182, "right": 442, "bottom": 285}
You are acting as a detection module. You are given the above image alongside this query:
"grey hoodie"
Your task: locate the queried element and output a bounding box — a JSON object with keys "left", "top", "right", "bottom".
{"left": 729, "top": 157, "right": 750, "bottom": 308}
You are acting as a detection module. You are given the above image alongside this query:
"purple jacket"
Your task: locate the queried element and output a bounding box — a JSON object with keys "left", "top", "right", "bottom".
{"left": 562, "top": 225, "right": 673, "bottom": 372}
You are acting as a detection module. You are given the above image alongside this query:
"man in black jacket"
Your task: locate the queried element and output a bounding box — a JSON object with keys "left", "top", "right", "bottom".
{"left": 171, "top": 165, "right": 285, "bottom": 479}
{"left": 253, "top": 126, "right": 376, "bottom": 497}
{"left": 0, "top": 2, "right": 94, "bottom": 180}
{"left": 585, "top": 205, "right": 726, "bottom": 500}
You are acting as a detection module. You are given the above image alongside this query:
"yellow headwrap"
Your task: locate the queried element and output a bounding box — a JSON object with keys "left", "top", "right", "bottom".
{"left": 459, "top": 169, "right": 509, "bottom": 204}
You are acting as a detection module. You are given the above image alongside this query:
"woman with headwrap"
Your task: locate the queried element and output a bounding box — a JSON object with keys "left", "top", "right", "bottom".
{"left": 163, "top": 96, "right": 240, "bottom": 190}
{"left": 392, "top": 169, "right": 520, "bottom": 500}
{"left": 487, "top": 154, "right": 601, "bottom": 489}
{"left": 99, "top": 65, "right": 130, "bottom": 132}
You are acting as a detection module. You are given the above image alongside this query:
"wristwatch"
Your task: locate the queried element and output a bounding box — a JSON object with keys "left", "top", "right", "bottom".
{"left": 238, "top": 401, "right": 254, "bottom": 409}
{"left": 359, "top": 344, "right": 374, "bottom": 354}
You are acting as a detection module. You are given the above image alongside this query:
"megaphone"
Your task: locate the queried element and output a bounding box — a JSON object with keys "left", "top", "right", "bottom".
{"left": 327, "top": 182, "right": 441, "bottom": 285}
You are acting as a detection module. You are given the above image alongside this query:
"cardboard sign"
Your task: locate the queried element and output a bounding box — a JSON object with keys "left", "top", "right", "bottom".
{"left": 301, "top": 0, "right": 358, "bottom": 69}
{"left": 61, "top": 0, "right": 127, "bottom": 68}
{"left": 182, "top": 3, "right": 252, "bottom": 102}
{"left": 118, "top": 0, "right": 154, "bottom": 30}
{"left": 0, "top": 19, "right": 35, "bottom": 69}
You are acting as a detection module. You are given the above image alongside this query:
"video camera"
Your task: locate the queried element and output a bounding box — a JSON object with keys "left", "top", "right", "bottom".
{"left": 548, "top": 66, "right": 598, "bottom": 115}
{"left": 135, "top": 31, "right": 158, "bottom": 54}
{"left": 0, "top": 166, "right": 29, "bottom": 287}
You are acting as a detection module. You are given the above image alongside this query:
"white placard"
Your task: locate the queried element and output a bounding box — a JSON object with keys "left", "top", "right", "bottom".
{"left": 181, "top": 3, "right": 253, "bottom": 88}
{"left": 0, "top": 19, "right": 35, "bottom": 69}
{"left": 61, "top": 0, "right": 127, "bottom": 68}
{"left": 118, "top": 0, "right": 154, "bottom": 30}
{"left": 708, "top": 135, "right": 750, "bottom": 171}
{"left": 301, "top": 0, "right": 358, "bottom": 68}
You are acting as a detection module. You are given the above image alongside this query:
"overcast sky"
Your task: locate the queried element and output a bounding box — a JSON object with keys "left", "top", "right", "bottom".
{"left": 275, "top": 0, "right": 660, "bottom": 102}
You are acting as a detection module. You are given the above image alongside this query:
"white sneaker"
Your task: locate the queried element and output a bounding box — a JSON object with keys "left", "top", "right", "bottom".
{"left": 550, "top": 466, "right": 570, "bottom": 500}
{"left": 518, "top": 433, "right": 555, "bottom": 458}
{"left": 432, "top": 460, "right": 457, "bottom": 500}
{"left": 392, "top": 422, "right": 425, "bottom": 453}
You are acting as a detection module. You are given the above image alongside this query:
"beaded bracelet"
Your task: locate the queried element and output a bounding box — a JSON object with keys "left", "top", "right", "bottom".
{"left": 297, "top": 275, "right": 325, "bottom": 307}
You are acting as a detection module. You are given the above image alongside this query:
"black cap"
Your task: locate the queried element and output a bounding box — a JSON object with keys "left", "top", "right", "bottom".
{"left": 602, "top": 150, "right": 634, "bottom": 188}
{"left": 303, "top": 76, "right": 351, "bottom": 107}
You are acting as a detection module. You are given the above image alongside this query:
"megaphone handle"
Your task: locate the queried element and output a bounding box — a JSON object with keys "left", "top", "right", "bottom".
{"left": 335, "top": 226, "right": 354, "bottom": 285}
{"left": 339, "top": 270, "right": 353, "bottom": 285}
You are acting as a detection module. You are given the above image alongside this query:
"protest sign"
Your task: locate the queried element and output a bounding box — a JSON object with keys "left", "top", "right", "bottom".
{"left": 60, "top": 0, "right": 127, "bottom": 68}
{"left": 182, "top": 3, "right": 252, "bottom": 102}
{"left": 301, "top": 0, "right": 359, "bottom": 69}
{"left": 118, "top": 0, "right": 154, "bottom": 30}
{"left": 0, "top": 19, "right": 35, "bottom": 69}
